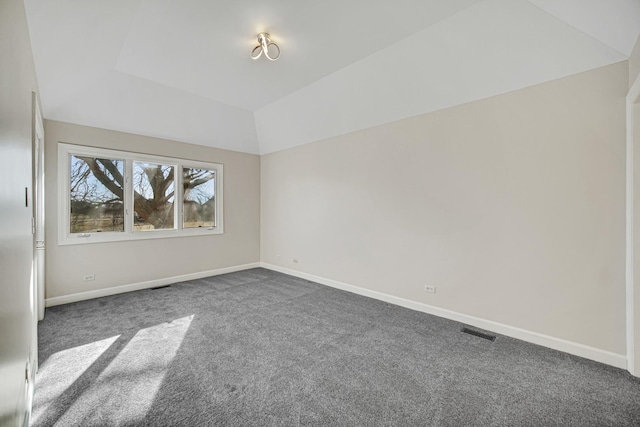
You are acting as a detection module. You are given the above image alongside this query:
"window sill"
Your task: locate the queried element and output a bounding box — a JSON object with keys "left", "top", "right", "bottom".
{"left": 58, "top": 227, "right": 224, "bottom": 246}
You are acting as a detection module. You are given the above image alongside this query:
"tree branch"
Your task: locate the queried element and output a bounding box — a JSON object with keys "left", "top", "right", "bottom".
{"left": 76, "top": 157, "right": 123, "bottom": 200}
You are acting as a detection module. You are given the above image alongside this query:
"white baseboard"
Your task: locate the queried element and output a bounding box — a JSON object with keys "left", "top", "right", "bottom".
{"left": 45, "top": 262, "right": 261, "bottom": 307}
{"left": 260, "top": 262, "right": 627, "bottom": 370}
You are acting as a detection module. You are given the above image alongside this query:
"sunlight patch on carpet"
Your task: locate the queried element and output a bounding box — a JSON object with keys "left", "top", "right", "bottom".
{"left": 49, "top": 315, "right": 193, "bottom": 426}
{"left": 32, "top": 335, "right": 120, "bottom": 424}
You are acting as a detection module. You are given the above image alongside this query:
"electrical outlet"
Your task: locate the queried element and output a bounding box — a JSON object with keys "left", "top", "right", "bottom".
{"left": 83, "top": 274, "right": 95, "bottom": 282}
{"left": 424, "top": 285, "right": 436, "bottom": 294}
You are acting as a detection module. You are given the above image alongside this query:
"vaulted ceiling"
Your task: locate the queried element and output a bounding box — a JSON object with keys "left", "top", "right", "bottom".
{"left": 24, "top": 0, "right": 640, "bottom": 154}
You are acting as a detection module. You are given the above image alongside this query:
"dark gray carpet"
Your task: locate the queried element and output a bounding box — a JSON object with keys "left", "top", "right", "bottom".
{"left": 32, "top": 268, "right": 640, "bottom": 426}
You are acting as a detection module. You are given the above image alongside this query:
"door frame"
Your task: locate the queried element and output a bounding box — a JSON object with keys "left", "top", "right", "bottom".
{"left": 32, "top": 93, "right": 44, "bottom": 321}
{"left": 626, "top": 74, "right": 640, "bottom": 377}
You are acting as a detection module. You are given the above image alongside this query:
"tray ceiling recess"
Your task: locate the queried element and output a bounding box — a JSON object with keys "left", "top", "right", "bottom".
{"left": 24, "top": 0, "right": 640, "bottom": 154}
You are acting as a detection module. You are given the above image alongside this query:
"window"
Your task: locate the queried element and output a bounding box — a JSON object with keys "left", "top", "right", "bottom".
{"left": 70, "top": 155, "right": 125, "bottom": 234}
{"left": 182, "top": 167, "right": 216, "bottom": 229}
{"left": 133, "top": 162, "right": 175, "bottom": 231}
{"left": 59, "top": 143, "right": 223, "bottom": 245}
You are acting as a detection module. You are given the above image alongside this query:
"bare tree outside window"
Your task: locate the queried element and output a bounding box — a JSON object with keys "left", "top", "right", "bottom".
{"left": 71, "top": 158, "right": 178, "bottom": 232}
{"left": 183, "top": 167, "right": 215, "bottom": 228}
{"left": 70, "top": 156, "right": 124, "bottom": 233}
{"left": 67, "top": 148, "right": 222, "bottom": 242}
{"left": 133, "top": 162, "right": 175, "bottom": 230}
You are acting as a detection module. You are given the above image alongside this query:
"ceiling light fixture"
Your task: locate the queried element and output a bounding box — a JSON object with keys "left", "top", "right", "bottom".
{"left": 251, "top": 32, "right": 280, "bottom": 61}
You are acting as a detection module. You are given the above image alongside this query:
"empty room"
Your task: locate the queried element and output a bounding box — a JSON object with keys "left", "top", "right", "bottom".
{"left": 2, "top": 0, "right": 640, "bottom": 425}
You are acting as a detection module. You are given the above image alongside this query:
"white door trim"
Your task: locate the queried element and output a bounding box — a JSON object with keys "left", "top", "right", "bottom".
{"left": 33, "top": 94, "right": 45, "bottom": 321}
{"left": 626, "top": 74, "right": 640, "bottom": 376}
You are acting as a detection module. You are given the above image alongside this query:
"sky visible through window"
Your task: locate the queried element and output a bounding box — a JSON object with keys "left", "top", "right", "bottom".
{"left": 70, "top": 156, "right": 124, "bottom": 203}
{"left": 70, "top": 156, "right": 124, "bottom": 233}
{"left": 69, "top": 154, "right": 219, "bottom": 234}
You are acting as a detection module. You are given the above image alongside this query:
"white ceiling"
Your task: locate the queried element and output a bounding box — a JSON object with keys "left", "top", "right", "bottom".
{"left": 24, "top": 0, "right": 640, "bottom": 155}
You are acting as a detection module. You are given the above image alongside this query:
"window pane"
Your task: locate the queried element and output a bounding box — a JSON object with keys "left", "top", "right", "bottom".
{"left": 133, "top": 162, "right": 175, "bottom": 231}
{"left": 183, "top": 167, "right": 215, "bottom": 228}
{"left": 70, "top": 156, "right": 125, "bottom": 233}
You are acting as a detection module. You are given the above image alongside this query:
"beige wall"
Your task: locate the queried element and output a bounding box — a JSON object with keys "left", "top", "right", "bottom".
{"left": 45, "top": 120, "right": 260, "bottom": 299}
{"left": 630, "top": 34, "right": 640, "bottom": 88}
{"left": 0, "top": 0, "right": 40, "bottom": 424}
{"left": 262, "top": 62, "right": 628, "bottom": 355}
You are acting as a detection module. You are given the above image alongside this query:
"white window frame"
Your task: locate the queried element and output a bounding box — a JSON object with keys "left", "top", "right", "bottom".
{"left": 58, "top": 143, "right": 224, "bottom": 245}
